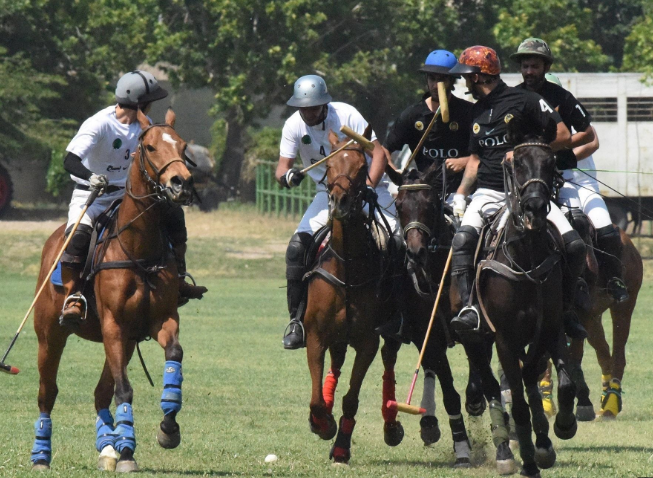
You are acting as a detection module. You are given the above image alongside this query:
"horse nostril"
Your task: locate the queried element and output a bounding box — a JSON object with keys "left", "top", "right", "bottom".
{"left": 170, "top": 175, "right": 184, "bottom": 193}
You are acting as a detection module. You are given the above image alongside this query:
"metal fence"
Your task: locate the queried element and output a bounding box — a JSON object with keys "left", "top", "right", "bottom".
{"left": 256, "top": 160, "right": 315, "bottom": 218}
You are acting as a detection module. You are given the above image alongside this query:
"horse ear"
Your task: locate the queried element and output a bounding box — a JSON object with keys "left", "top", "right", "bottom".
{"left": 165, "top": 107, "right": 176, "bottom": 128}
{"left": 542, "top": 118, "right": 558, "bottom": 144}
{"left": 385, "top": 164, "right": 403, "bottom": 186}
{"left": 363, "top": 124, "right": 372, "bottom": 141}
{"left": 137, "top": 109, "right": 151, "bottom": 130}
{"left": 328, "top": 129, "right": 339, "bottom": 148}
{"left": 422, "top": 161, "right": 442, "bottom": 185}
{"left": 506, "top": 116, "right": 525, "bottom": 145}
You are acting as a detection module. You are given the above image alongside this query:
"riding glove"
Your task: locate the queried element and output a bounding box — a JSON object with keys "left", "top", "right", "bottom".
{"left": 363, "top": 185, "right": 378, "bottom": 204}
{"left": 89, "top": 174, "right": 109, "bottom": 192}
{"left": 453, "top": 194, "right": 467, "bottom": 218}
{"left": 281, "top": 168, "right": 305, "bottom": 189}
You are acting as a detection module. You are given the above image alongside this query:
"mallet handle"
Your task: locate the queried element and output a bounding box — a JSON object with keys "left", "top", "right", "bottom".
{"left": 404, "top": 248, "right": 453, "bottom": 404}
{"left": 0, "top": 188, "right": 100, "bottom": 369}
{"left": 339, "top": 126, "right": 375, "bottom": 151}
{"left": 438, "top": 81, "right": 450, "bottom": 123}
{"left": 299, "top": 140, "right": 355, "bottom": 175}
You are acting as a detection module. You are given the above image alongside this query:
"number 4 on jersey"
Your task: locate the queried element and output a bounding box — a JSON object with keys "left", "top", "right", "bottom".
{"left": 539, "top": 99, "right": 554, "bottom": 113}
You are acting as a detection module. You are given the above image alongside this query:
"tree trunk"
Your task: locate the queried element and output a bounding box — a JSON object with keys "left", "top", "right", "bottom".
{"left": 217, "top": 107, "right": 245, "bottom": 200}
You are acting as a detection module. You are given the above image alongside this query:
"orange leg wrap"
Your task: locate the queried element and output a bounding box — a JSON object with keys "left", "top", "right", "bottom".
{"left": 382, "top": 370, "right": 398, "bottom": 422}
{"left": 323, "top": 369, "right": 341, "bottom": 414}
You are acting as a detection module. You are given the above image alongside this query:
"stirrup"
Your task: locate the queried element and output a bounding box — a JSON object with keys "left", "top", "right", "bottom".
{"left": 456, "top": 306, "right": 482, "bottom": 331}
{"left": 60, "top": 293, "right": 88, "bottom": 325}
{"left": 283, "top": 319, "right": 306, "bottom": 350}
{"left": 180, "top": 271, "right": 197, "bottom": 286}
{"left": 607, "top": 277, "right": 629, "bottom": 303}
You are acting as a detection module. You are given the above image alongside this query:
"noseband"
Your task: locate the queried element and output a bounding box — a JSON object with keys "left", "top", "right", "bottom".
{"left": 504, "top": 142, "right": 553, "bottom": 230}
{"left": 326, "top": 146, "right": 367, "bottom": 217}
{"left": 129, "top": 124, "right": 188, "bottom": 202}
{"left": 397, "top": 184, "right": 434, "bottom": 240}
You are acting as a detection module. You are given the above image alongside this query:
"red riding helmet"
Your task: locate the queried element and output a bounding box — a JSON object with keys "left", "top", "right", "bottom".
{"left": 449, "top": 46, "right": 502, "bottom": 76}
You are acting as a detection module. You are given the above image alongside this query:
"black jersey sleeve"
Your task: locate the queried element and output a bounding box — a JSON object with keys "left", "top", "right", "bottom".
{"left": 562, "top": 92, "right": 592, "bottom": 133}
{"left": 63, "top": 152, "right": 93, "bottom": 180}
{"left": 524, "top": 94, "right": 562, "bottom": 139}
{"left": 384, "top": 109, "right": 412, "bottom": 152}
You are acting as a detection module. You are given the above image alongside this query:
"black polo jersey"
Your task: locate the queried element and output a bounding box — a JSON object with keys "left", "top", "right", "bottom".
{"left": 516, "top": 81, "right": 592, "bottom": 170}
{"left": 384, "top": 94, "right": 473, "bottom": 193}
{"left": 469, "top": 81, "right": 562, "bottom": 192}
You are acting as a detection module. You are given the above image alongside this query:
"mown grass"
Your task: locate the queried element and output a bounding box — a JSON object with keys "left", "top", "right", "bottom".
{"left": 0, "top": 204, "right": 652, "bottom": 477}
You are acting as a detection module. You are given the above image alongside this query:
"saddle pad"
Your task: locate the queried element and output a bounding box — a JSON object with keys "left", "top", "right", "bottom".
{"left": 51, "top": 261, "right": 63, "bottom": 287}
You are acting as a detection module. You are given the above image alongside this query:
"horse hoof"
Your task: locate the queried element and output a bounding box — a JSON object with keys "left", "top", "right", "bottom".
{"left": 465, "top": 398, "right": 487, "bottom": 417}
{"left": 454, "top": 457, "right": 472, "bottom": 469}
{"left": 98, "top": 456, "right": 117, "bottom": 472}
{"left": 419, "top": 416, "right": 441, "bottom": 446}
{"left": 600, "top": 410, "right": 617, "bottom": 420}
{"left": 157, "top": 427, "right": 181, "bottom": 449}
{"left": 576, "top": 405, "right": 596, "bottom": 422}
{"left": 519, "top": 467, "right": 541, "bottom": 478}
{"left": 310, "top": 413, "right": 337, "bottom": 440}
{"left": 496, "top": 442, "right": 516, "bottom": 475}
{"left": 331, "top": 462, "right": 349, "bottom": 468}
{"left": 383, "top": 421, "right": 404, "bottom": 447}
{"left": 115, "top": 460, "right": 139, "bottom": 473}
{"left": 32, "top": 461, "right": 50, "bottom": 472}
{"left": 553, "top": 415, "right": 578, "bottom": 440}
{"left": 330, "top": 445, "right": 350, "bottom": 464}
{"left": 509, "top": 439, "right": 519, "bottom": 451}
{"left": 534, "top": 444, "right": 556, "bottom": 469}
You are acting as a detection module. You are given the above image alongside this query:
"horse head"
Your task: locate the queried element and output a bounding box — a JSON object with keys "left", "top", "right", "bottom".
{"left": 135, "top": 108, "right": 194, "bottom": 204}
{"left": 505, "top": 118, "right": 557, "bottom": 231}
{"left": 395, "top": 163, "right": 442, "bottom": 270}
{"left": 325, "top": 127, "right": 370, "bottom": 221}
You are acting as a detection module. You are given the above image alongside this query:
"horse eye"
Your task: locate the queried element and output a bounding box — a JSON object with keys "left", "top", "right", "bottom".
{"left": 146, "top": 144, "right": 156, "bottom": 152}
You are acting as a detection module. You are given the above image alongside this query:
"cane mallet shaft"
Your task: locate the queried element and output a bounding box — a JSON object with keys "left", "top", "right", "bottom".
{"left": 387, "top": 247, "right": 454, "bottom": 414}
{"left": 299, "top": 140, "right": 355, "bottom": 175}
{"left": 402, "top": 82, "right": 450, "bottom": 173}
{"left": 0, "top": 188, "right": 101, "bottom": 375}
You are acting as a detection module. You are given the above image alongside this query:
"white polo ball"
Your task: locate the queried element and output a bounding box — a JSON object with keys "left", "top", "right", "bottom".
{"left": 264, "top": 454, "right": 278, "bottom": 463}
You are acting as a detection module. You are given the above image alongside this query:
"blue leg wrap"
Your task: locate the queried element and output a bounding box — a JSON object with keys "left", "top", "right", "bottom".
{"left": 114, "top": 403, "right": 136, "bottom": 453}
{"left": 95, "top": 408, "right": 117, "bottom": 452}
{"left": 31, "top": 413, "right": 52, "bottom": 465}
{"left": 161, "top": 360, "right": 183, "bottom": 416}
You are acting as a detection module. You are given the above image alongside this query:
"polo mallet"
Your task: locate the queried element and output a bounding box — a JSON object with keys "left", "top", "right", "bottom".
{"left": 0, "top": 188, "right": 101, "bottom": 375}
{"left": 387, "top": 247, "right": 454, "bottom": 414}
{"left": 401, "top": 82, "right": 450, "bottom": 173}
{"left": 299, "top": 125, "right": 375, "bottom": 175}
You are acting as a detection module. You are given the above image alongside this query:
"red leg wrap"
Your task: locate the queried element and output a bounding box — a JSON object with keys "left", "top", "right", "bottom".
{"left": 340, "top": 417, "right": 356, "bottom": 435}
{"left": 323, "top": 369, "right": 340, "bottom": 414}
{"left": 382, "top": 370, "right": 398, "bottom": 422}
{"left": 310, "top": 414, "right": 330, "bottom": 434}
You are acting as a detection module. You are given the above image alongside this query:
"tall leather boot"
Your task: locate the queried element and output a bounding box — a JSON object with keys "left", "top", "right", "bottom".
{"left": 596, "top": 225, "right": 628, "bottom": 303}
{"left": 562, "top": 230, "right": 588, "bottom": 339}
{"left": 283, "top": 232, "right": 311, "bottom": 349}
{"left": 173, "top": 243, "right": 208, "bottom": 307}
{"left": 450, "top": 226, "right": 481, "bottom": 336}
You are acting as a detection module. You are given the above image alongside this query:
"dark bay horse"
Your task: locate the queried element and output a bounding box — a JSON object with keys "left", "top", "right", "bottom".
{"left": 32, "top": 109, "right": 192, "bottom": 472}
{"left": 393, "top": 164, "right": 516, "bottom": 473}
{"left": 304, "top": 129, "right": 404, "bottom": 464}
{"left": 477, "top": 140, "right": 578, "bottom": 478}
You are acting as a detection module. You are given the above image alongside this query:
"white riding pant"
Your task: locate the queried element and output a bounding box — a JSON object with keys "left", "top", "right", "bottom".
{"left": 66, "top": 188, "right": 125, "bottom": 230}
{"left": 461, "top": 187, "right": 573, "bottom": 235}
{"left": 296, "top": 184, "right": 398, "bottom": 235}
{"left": 557, "top": 156, "right": 612, "bottom": 229}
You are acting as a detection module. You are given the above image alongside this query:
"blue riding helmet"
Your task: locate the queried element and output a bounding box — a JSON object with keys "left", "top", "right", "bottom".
{"left": 418, "top": 50, "right": 459, "bottom": 75}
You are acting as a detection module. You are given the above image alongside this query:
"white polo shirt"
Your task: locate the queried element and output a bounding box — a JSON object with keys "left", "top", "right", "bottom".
{"left": 66, "top": 105, "right": 142, "bottom": 187}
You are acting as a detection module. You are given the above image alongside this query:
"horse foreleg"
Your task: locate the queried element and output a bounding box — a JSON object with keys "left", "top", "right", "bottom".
{"left": 151, "top": 316, "right": 183, "bottom": 449}
{"left": 94, "top": 341, "right": 135, "bottom": 471}
{"left": 307, "top": 333, "right": 336, "bottom": 440}
{"left": 567, "top": 339, "right": 595, "bottom": 421}
{"left": 585, "top": 313, "right": 612, "bottom": 380}
{"left": 102, "top": 320, "right": 137, "bottom": 472}
{"left": 380, "top": 338, "right": 404, "bottom": 447}
{"left": 331, "top": 337, "right": 379, "bottom": 464}
{"left": 549, "top": 330, "right": 578, "bottom": 441}
{"left": 31, "top": 326, "right": 69, "bottom": 470}
{"left": 524, "top": 361, "right": 556, "bottom": 471}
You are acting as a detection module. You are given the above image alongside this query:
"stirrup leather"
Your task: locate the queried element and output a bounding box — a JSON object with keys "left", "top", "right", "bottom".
{"left": 458, "top": 305, "right": 481, "bottom": 331}
{"left": 61, "top": 293, "right": 88, "bottom": 321}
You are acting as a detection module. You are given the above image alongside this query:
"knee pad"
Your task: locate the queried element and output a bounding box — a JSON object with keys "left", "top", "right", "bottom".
{"left": 95, "top": 408, "right": 117, "bottom": 452}
{"left": 114, "top": 403, "right": 136, "bottom": 453}
{"left": 62, "top": 224, "right": 93, "bottom": 265}
{"left": 31, "top": 413, "right": 52, "bottom": 465}
{"left": 452, "top": 226, "right": 479, "bottom": 272}
{"left": 161, "top": 361, "right": 183, "bottom": 416}
{"left": 286, "top": 232, "right": 312, "bottom": 280}
{"left": 562, "top": 230, "right": 586, "bottom": 276}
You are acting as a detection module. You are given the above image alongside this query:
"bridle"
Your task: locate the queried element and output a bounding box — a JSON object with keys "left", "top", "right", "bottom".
{"left": 326, "top": 146, "right": 367, "bottom": 219}
{"left": 504, "top": 142, "right": 553, "bottom": 231}
{"left": 398, "top": 183, "right": 435, "bottom": 242}
{"left": 127, "top": 123, "right": 189, "bottom": 203}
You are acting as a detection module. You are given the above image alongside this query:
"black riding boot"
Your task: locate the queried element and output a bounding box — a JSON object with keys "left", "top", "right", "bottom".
{"left": 596, "top": 225, "right": 629, "bottom": 303}
{"left": 562, "top": 231, "right": 588, "bottom": 339}
{"left": 59, "top": 224, "right": 93, "bottom": 328}
{"left": 173, "top": 243, "right": 208, "bottom": 307}
{"left": 283, "top": 232, "right": 311, "bottom": 350}
{"left": 449, "top": 226, "right": 481, "bottom": 336}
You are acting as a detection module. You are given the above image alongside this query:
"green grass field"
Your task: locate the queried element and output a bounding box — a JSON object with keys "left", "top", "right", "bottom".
{"left": 1, "top": 205, "right": 652, "bottom": 477}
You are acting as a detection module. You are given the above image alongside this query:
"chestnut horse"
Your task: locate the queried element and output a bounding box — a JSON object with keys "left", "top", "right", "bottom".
{"left": 478, "top": 139, "right": 578, "bottom": 478}
{"left": 31, "top": 109, "right": 192, "bottom": 472}
{"left": 393, "top": 164, "right": 516, "bottom": 472}
{"left": 304, "top": 129, "right": 403, "bottom": 464}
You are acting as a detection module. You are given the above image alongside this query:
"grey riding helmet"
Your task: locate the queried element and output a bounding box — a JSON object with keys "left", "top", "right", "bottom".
{"left": 115, "top": 70, "right": 168, "bottom": 106}
{"left": 286, "top": 75, "right": 332, "bottom": 107}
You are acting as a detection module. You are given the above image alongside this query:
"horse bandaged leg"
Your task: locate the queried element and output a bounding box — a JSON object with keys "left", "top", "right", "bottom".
{"left": 381, "top": 370, "right": 398, "bottom": 422}
{"left": 114, "top": 403, "right": 136, "bottom": 453}
{"left": 31, "top": 413, "right": 52, "bottom": 466}
{"left": 330, "top": 417, "right": 356, "bottom": 463}
{"left": 449, "top": 414, "right": 471, "bottom": 467}
{"left": 420, "top": 369, "right": 436, "bottom": 416}
{"left": 96, "top": 408, "right": 117, "bottom": 451}
{"left": 488, "top": 399, "right": 510, "bottom": 447}
{"left": 161, "top": 361, "right": 183, "bottom": 416}
{"left": 323, "top": 369, "right": 340, "bottom": 415}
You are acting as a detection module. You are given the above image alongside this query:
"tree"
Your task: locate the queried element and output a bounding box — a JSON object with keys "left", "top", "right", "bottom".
{"left": 621, "top": 2, "right": 653, "bottom": 77}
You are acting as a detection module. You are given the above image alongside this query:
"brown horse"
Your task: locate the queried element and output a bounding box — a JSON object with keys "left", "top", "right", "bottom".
{"left": 304, "top": 128, "right": 403, "bottom": 464}
{"left": 31, "top": 108, "right": 193, "bottom": 472}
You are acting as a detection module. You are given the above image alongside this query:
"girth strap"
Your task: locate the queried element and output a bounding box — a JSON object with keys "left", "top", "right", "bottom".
{"left": 478, "top": 253, "right": 562, "bottom": 284}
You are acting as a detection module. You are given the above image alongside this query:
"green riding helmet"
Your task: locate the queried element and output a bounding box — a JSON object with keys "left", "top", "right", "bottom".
{"left": 509, "top": 37, "right": 554, "bottom": 64}
{"left": 545, "top": 73, "right": 562, "bottom": 87}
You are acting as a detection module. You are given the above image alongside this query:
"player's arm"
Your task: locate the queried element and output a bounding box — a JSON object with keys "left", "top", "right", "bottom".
{"left": 569, "top": 124, "right": 595, "bottom": 149}
{"left": 456, "top": 154, "right": 480, "bottom": 196}
{"left": 63, "top": 152, "right": 93, "bottom": 180}
{"left": 367, "top": 140, "right": 387, "bottom": 188}
{"left": 383, "top": 146, "right": 401, "bottom": 171}
{"left": 550, "top": 121, "right": 571, "bottom": 151}
{"left": 445, "top": 155, "right": 471, "bottom": 173}
{"left": 275, "top": 156, "right": 294, "bottom": 184}
{"left": 573, "top": 126, "right": 599, "bottom": 161}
